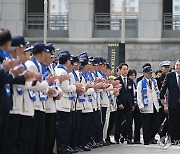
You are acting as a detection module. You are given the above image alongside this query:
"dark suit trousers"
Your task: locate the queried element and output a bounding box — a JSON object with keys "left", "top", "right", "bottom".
{"left": 70, "top": 110, "right": 82, "bottom": 148}
{"left": 56, "top": 111, "right": 72, "bottom": 151}
{"left": 132, "top": 107, "right": 142, "bottom": 142}
{"left": 14, "top": 115, "right": 33, "bottom": 154}
{"left": 115, "top": 108, "right": 133, "bottom": 141}
{"left": 158, "top": 107, "right": 168, "bottom": 138}
{"left": 79, "top": 112, "right": 93, "bottom": 147}
{"left": 0, "top": 112, "right": 9, "bottom": 154}
{"left": 141, "top": 109, "right": 159, "bottom": 144}
{"left": 45, "top": 113, "right": 56, "bottom": 154}
{"left": 3, "top": 114, "right": 20, "bottom": 154}
{"left": 28, "top": 110, "right": 45, "bottom": 154}
{"left": 91, "top": 110, "right": 103, "bottom": 143}
{"left": 168, "top": 104, "right": 180, "bottom": 141}
{"left": 106, "top": 111, "right": 116, "bottom": 142}
{"left": 101, "top": 107, "right": 107, "bottom": 128}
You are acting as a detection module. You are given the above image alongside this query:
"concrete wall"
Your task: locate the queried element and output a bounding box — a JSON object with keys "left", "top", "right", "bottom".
{"left": 51, "top": 42, "right": 180, "bottom": 75}
{"left": 0, "top": 0, "right": 25, "bottom": 35}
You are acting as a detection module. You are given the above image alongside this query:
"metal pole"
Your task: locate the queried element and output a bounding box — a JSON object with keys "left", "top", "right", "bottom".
{"left": 121, "top": 0, "right": 126, "bottom": 43}
{"left": 44, "top": 0, "right": 48, "bottom": 44}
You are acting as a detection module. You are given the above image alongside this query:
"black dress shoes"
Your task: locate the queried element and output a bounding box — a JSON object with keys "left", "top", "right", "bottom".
{"left": 115, "top": 140, "right": 120, "bottom": 144}
{"left": 57, "top": 149, "right": 72, "bottom": 154}
{"left": 127, "top": 140, "right": 134, "bottom": 144}
{"left": 149, "top": 139, "right": 157, "bottom": 144}
{"left": 120, "top": 137, "right": 125, "bottom": 143}
{"left": 83, "top": 145, "right": 91, "bottom": 151}
{"left": 134, "top": 141, "right": 142, "bottom": 144}
{"left": 106, "top": 140, "right": 115, "bottom": 145}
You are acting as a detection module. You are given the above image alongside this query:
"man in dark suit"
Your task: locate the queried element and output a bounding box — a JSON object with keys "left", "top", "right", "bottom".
{"left": 114, "top": 63, "right": 134, "bottom": 144}
{"left": 160, "top": 59, "right": 180, "bottom": 143}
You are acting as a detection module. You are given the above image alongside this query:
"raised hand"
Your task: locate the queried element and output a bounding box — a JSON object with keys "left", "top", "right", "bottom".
{"left": 46, "top": 75, "right": 56, "bottom": 84}
{"left": 11, "top": 65, "right": 24, "bottom": 78}
{"left": 48, "top": 87, "right": 57, "bottom": 97}
{"left": 56, "top": 74, "right": 71, "bottom": 82}
{"left": 2, "top": 58, "right": 19, "bottom": 73}
{"left": 23, "top": 70, "right": 39, "bottom": 81}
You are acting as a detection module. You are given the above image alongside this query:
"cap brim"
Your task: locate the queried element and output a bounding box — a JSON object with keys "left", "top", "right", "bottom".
{"left": 24, "top": 46, "right": 33, "bottom": 52}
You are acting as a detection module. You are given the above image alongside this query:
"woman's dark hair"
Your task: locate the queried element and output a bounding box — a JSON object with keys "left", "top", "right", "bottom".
{"left": 128, "top": 69, "right": 137, "bottom": 77}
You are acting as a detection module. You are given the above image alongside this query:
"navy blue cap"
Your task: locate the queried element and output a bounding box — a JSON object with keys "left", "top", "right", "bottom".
{"left": 143, "top": 66, "right": 152, "bottom": 73}
{"left": 81, "top": 58, "right": 89, "bottom": 66}
{"left": 11, "top": 36, "right": 26, "bottom": 47}
{"left": 106, "top": 63, "right": 111, "bottom": 70}
{"left": 58, "top": 50, "right": 71, "bottom": 63}
{"left": 72, "top": 56, "right": 80, "bottom": 63}
{"left": 78, "top": 52, "right": 88, "bottom": 61}
{"left": 88, "top": 56, "right": 94, "bottom": 62}
{"left": 98, "top": 56, "right": 104, "bottom": 65}
{"left": 92, "top": 57, "right": 99, "bottom": 66}
{"left": 45, "top": 43, "right": 55, "bottom": 54}
{"left": 142, "top": 63, "right": 151, "bottom": 69}
{"left": 33, "top": 42, "right": 48, "bottom": 53}
{"left": 103, "top": 58, "right": 107, "bottom": 65}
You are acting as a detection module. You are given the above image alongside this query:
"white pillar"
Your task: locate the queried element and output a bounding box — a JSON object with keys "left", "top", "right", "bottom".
{"left": 69, "top": 0, "right": 94, "bottom": 38}
{"left": 44, "top": 0, "right": 48, "bottom": 44}
{"left": 138, "top": 0, "right": 163, "bottom": 39}
{"left": 121, "top": 0, "right": 126, "bottom": 43}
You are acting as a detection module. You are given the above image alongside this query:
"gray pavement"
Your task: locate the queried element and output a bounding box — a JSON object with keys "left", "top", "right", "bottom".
{"left": 80, "top": 143, "right": 180, "bottom": 154}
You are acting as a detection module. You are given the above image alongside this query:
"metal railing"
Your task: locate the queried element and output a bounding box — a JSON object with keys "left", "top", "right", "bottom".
{"left": 94, "top": 13, "right": 138, "bottom": 30}
{"left": 163, "top": 13, "right": 180, "bottom": 30}
{"left": 25, "top": 13, "right": 69, "bottom": 30}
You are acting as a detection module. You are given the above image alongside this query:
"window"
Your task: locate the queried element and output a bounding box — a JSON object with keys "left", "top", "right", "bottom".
{"left": 175, "top": 5, "right": 180, "bottom": 11}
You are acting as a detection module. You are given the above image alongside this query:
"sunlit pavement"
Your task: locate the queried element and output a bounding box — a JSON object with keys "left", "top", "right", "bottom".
{"left": 80, "top": 136, "right": 180, "bottom": 154}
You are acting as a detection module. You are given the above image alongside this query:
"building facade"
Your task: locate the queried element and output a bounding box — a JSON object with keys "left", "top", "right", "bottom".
{"left": 0, "top": 0, "right": 180, "bottom": 73}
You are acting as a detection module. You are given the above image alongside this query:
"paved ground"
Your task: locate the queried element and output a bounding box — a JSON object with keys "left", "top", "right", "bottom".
{"left": 80, "top": 143, "right": 180, "bottom": 154}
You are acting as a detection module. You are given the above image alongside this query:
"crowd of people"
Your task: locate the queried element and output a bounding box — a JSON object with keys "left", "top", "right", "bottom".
{"left": 0, "top": 28, "right": 180, "bottom": 154}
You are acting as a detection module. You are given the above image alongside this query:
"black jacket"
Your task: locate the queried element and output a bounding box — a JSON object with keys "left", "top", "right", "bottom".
{"left": 115, "top": 76, "right": 134, "bottom": 109}
{"left": 160, "top": 72, "right": 180, "bottom": 109}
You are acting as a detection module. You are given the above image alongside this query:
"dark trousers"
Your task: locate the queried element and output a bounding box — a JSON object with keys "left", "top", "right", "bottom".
{"left": 79, "top": 112, "right": 93, "bottom": 147}
{"left": 45, "top": 113, "right": 56, "bottom": 154}
{"left": 158, "top": 107, "right": 168, "bottom": 138}
{"left": 28, "top": 110, "right": 45, "bottom": 154}
{"left": 14, "top": 115, "right": 33, "bottom": 154}
{"left": 132, "top": 107, "right": 142, "bottom": 142}
{"left": 0, "top": 112, "right": 9, "bottom": 154}
{"left": 141, "top": 109, "right": 159, "bottom": 144}
{"left": 3, "top": 114, "right": 20, "bottom": 154}
{"left": 91, "top": 110, "right": 103, "bottom": 143}
{"left": 106, "top": 111, "right": 116, "bottom": 142}
{"left": 101, "top": 107, "right": 107, "bottom": 128}
{"left": 168, "top": 104, "right": 180, "bottom": 141}
{"left": 56, "top": 111, "right": 72, "bottom": 151}
{"left": 70, "top": 110, "right": 82, "bottom": 148}
{"left": 114, "top": 108, "right": 133, "bottom": 141}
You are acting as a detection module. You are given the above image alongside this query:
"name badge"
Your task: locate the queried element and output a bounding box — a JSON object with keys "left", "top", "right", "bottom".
{"left": 128, "top": 86, "right": 132, "bottom": 89}
{"left": 69, "top": 92, "right": 75, "bottom": 101}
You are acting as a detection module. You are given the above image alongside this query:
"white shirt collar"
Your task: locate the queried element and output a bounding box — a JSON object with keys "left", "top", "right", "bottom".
{"left": 121, "top": 75, "right": 127, "bottom": 80}
{"left": 176, "top": 72, "right": 180, "bottom": 77}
